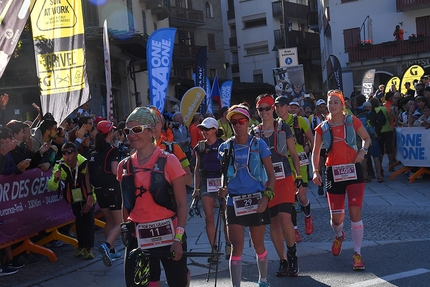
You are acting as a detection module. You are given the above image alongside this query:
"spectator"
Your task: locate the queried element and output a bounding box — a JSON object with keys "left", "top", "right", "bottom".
{"left": 0, "top": 128, "right": 16, "bottom": 171}
{"left": 249, "top": 108, "right": 260, "bottom": 127}
{"left": 0, "top": 126, "right": 30, "bottom": 175}
{"left": 375, "top": 85, "right": 385, "bottom": 102}
{"left": 189, "top": 113, "right": 204, "bottom": 151}
{"left": 171, "top": 112, "right": 191, "bottom": 160}
{"left": 0, "top": 93, "right": 9, "bottom": 126}
{"left": 68, "top": 116, "right": 93, "bottom": 157}
{"left": 47, "top": 142, "right": 95, "bottom": 260}
{"left": 217, "top": 106, "right": 233, "bottom": 141}
{"left": 393, "top": 25, "right": 404, "bottom": 41}
{"left": 52, "top": 127, "right": 67, "bottom": 161}
{"left": 404, "top": 82, "right": 415, "bottom": 98}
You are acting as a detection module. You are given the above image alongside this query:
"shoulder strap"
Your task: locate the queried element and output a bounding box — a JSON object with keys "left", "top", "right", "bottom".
{"left": 104, "top": 146, "right": 115, "bottom": 174}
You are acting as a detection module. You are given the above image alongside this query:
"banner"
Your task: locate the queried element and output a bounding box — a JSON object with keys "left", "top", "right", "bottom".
{"left": 329, "top": 55, "right": 343, "bottom": 91}
{"left": 103, "top": 19, "right": 113, "bottom": 121}
{"left": 384, "top": 76, "right": 401, "bottom": 94}
{"left": 0, "top": 168, "right": 74, "bottom": 245}
{"left": 0, "top": 0, "right": 37, "bottom": 78}
{"left": 147, "top": 28, "right": 176, "bottom": 112}
{"left": 195, "top": 46, "right": 207, "bottom": 114}
{"left": 30, "top": 0, "right": 90, "bottom": 124}
{"left": 180, "top": 87, "right": 205, "bottom": 127}
{"left": 220, "top": 79, "right": 233, "bottom": 109}
{"left": 396, "top": 127, "right": 430, "bottom": 167}
{"left": 400, "top": 64, "right": 425, "bottom": 95}
{"left": 206, "top": 76, "right": 213, "bottom": 114}
{"left": 211, "top": 74, "right": 221, "bottom": 114}
{"left": 361, "top": 69, "right": 376, "bottom": 99}
{"left": 273, "top": 65, "right": 305, "bottom": 103}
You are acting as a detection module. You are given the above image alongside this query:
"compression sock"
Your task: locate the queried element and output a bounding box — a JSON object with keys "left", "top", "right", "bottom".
{"left": 330, "top": 220, "right": 344, "bottom": 238}
{"left": 351, "top": 220, "right": 364, "bottom": 254}
{"left": 230, "top": 256, "right": 242, "bottom": 287}
{"left": 301, "top": 200, "right": 311, "bottom": 217}
{"left": 256, "top": 250, "right": 268, "bottom": 282}
{"left": 291, "top": 207, "right": 297, "bottom": 226}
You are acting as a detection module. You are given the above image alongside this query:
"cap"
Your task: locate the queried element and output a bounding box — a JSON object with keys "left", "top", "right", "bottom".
{"left": 226, "top": 106, "right": 250, "bottom": 121}
{"left": 197, "top": 117, "right": 218, "bottom": 130}
{"left": 126, "top": 107, "right": 157, "bottom": 129}
{"left": 97, "top": 120, "right": 116, "bottom": 134}
{"left": 274, "top": 96, "right": 289, "bottom": 105}
{"left": 316, "top": 99, "right": 326, "bottom": 106}
{"left": 289, "top": 101, "right": 300, "bottom": 106}
{"left": 363, "top": 102, "right": 372, "bottom": 108}
{"left": 94, "top": 116, "right": 106, "bottom": 125}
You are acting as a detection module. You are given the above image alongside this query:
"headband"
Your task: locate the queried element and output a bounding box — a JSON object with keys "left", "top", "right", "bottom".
{"left": 328, "top": 92, "right": 345, "bottom": 106}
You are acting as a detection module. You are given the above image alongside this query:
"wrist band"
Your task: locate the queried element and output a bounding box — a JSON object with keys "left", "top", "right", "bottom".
{"left": 175, "top": 227, "right": 184, "bottom": 235}
{"left": 174, "top": 233, "right": 183, "bottom": 243}
{"left": 296, "top": 175, "right": 303, "bottom": 179}
{"left": 194, "top": 188, "right": 200, "bottom": 192}
{"left": 263, "top": 187, "right": 274, "bottom": 202}
{"left": 313, "top": 169, "right": 319, "bottom": 174}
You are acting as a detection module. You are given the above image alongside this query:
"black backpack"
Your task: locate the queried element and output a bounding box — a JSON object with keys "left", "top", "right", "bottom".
{"left": 87, "top": 145, "right": 115, "bottom": 188}
{"left": 369, "top": 108, "right": 387, "bottom": 135}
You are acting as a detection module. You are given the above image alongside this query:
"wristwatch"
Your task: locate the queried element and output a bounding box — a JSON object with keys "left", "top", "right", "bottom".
{"left": 361, "top": 147, "right": 368, "bottom": 154}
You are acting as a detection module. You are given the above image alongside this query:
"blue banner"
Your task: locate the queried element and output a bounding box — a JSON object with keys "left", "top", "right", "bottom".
{"left": 147, "top": 28, "right": 176, "bottom": 112}
{"left": 195, "top": 46, "right": 207, "bottom": 114}
{"left": 206, "top": 76, "right": 213, "bottom": 114}
{"left": 220, "top": 80, "right": 233, "bottom": 108}
{"left": 211, "top": 75, "right": 221, "bottom": 114}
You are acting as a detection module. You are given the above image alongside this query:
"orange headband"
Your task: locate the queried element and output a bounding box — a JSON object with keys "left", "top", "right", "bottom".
{"left": 328, "top": 92, "right": 345, "bottom": 106}
{"left": 256, "top": 96, "right": 274, "bottom": 107}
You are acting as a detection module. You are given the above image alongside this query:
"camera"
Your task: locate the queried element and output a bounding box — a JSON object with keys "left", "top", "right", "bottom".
{"left": 171, "top": 122, "right": 180, "bottom": 129}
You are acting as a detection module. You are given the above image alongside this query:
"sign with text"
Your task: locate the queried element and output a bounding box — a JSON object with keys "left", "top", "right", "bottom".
{"left": 396, "top": 127, "right": 430, "bottom": 167}
{"left": 278, "top": 47, "right": 298, "bottom": 67}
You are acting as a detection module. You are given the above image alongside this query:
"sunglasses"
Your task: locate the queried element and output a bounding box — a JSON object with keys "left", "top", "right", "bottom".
{"left": 257, "top": 106, "right": 273, "bottom": 112}
{"left": 61, "top": 149, "right": 75, "bottom": 155}
{"left": 200, "top": 127, "right": 214, "bottom": 132}
{"left": 230, "top": 118, "right": 248, "bottom": 126}
{"left": 124, "top": 125, "right": 152, "bottom": 135}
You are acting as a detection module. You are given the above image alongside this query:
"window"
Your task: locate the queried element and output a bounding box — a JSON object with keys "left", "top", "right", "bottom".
{"left": 208, "top": 33, "right": 216, "bottom": 51}
{"left": 242, "top": 13, "right": 267, "bottom": 29}
{"left": 205, "top": 2, "right": 213, "bottom": 18}
{"left": 416, "top": 15, "right": 430, "bottom": 37}
{"left": 253, "top": 73, "right": 263, "bottom": 83}
{"left": 343, "top": 27, "right": 360, "bottom": 52}
{"left": 127, "top": 0, "right": 134, "bottom": 32}
{"left": 244, "top": 41, "right": 269, "bottom": 56}
{"left": 142, "top": 10, "right": 147, "bottom": 35}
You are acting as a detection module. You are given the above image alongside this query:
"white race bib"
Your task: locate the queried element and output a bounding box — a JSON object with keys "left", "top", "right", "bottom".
{"left": 136, "top": 218, "right": 174, "bottom": 249}
{"left": 332, "top": 163, "right": 357, "bottom": 182}
{"left": 298, "top": 152, "right": 309, "bottom": 166}
{"left": 232, "top": 192, "right": 262, "bottom": 216}
{"left": 207, "top": 177, "right": 222, "bottom": 193}
{"left": 273, "top": 162, "right": 285, "bottom": 180}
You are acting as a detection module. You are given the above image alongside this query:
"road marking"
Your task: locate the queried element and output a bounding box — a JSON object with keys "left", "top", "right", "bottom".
{"left": 348, "top": 268, "right": 430, "bottom": 287}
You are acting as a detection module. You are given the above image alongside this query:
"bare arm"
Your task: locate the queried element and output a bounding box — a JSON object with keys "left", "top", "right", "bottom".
{"left": 192, "top": 154, "right": 201, "bottom": 198}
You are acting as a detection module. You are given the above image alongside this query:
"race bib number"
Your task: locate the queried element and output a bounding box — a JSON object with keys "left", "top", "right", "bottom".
{"left": 298, "top": 152, "right": 309, "bottom": 166}
{"left": 273, "top": 162, "right": 285, "bottom": 180}
{"left": 136, "top": 218, "right": 174, "bottom": 249}
{"left": 207, "top": 177, "right": 222, "bottom": 193}
{"left": 232, "top": 192, "right": 262, "bottom": 216}
{"left": 332, "top": 164, "right": 357, "bottom": 182}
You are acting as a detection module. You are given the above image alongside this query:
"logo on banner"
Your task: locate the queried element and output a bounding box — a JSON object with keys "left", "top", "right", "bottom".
{"left": 35, "top": 0, "right": 77, "bottom": 32}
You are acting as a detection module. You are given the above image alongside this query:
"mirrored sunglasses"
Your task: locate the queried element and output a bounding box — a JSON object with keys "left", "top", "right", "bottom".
{"left": 124, "top": 125, "right": 152, "bottom": 135}
{"left": 230, "top": 118, "right": 248, "bottom": 126}
{"left": 257, "top": 106, "right": 272, "bottom": 112}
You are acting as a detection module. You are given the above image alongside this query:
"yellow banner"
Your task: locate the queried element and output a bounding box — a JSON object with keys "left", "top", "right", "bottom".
{"left": 180, "top": 87, "right": 206, "bottom": 127}
{"left": 400, "top": 64, "right": 424, "bottom": 95}
{"left": 385, "top": 76, "right": 401, "bottom": 94}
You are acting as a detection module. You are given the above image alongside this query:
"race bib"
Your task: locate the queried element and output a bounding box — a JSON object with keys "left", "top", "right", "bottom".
{"left": 136, "top": 218, "right": 174, "bottom": 249}
{"left": 71, "top": 188, "right": 83, "bottom": 203}
{"left": 298, "top": 152, "right": 309, "bottom": 166}
{"left": 332, "top": 163, "right": 357, "bottom": 182}
{"left": 207, "top": 177, "right": 222, "bottom": 193}
{"left": 273, "top": 162, "right": 285, "bottom": 180}
{"left": 232, "top": 192, "right": 262, "bottom": 216}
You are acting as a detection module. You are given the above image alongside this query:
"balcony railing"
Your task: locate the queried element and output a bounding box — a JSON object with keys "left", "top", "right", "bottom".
{"left": 272, "top": 1, "right": 308, "bottom": 20}
{"left": 169, "top": 7, "right": 204, "bottom": 27}
{"left": 308, "top": 11, "right": 319, "bottom": 31}
{"left": 347, "top": 36, "right": 430, "bottom": 62}
{"left": 274, "top": 29, "right": 320, "bottom": 49}
{"left": 140, "top": 0, "right": 169, "bottom": 10}
{"left": 396, "top": 0, "right": 430, "bottom": 11}
{"left": 174, "top": 44, "right": 203, "bottom": 59}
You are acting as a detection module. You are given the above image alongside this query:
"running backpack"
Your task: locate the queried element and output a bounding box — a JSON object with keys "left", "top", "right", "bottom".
{"left": 87, "top": 145, "right": 116, "bottom": 189}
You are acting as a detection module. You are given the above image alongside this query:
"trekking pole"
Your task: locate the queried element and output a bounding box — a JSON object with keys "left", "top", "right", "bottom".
{"left": 206, "top": 199, "right": 222, "bottom": 284}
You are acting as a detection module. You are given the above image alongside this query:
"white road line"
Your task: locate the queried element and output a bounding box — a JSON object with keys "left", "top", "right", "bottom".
{"left": 347, "top": 268, "right": 430, "bottom": 287}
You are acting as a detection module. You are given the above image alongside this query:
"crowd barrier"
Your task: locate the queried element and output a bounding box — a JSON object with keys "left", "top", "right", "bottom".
{"left": 391, "top": 127, "right": 430, "bottom": 182}
{"left": 0, "top": 168, "right": 105, "bottom": 262}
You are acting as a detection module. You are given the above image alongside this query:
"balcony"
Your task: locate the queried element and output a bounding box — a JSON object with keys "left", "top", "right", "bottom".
{"left": 347, "top": 36, "right": 430, "bottom": 62}
{"left": 272, "top": 1, "right": 308, "bottom": 21}
{"left": 151, "top": 2, "right": 170, "bottom": 21}
{"left": 140, "top": 0, "right": 168, "bottom": 10}
{"left": 308, "top": 11, "right": 319, "bottom": 32}
{"left": 396, "top": 0, "right": 430, "bottom": 11}
{"left": 229, "top": 37, "right": 238, "bottom": 48}
{"left": 274, "top": 29, "right": 320, "bottom": 49}
{"left": 169, "top": 6, "right": 205, "bottom": 27}
{"left": 231, "top": 64, "right": 240, "bottom": 74}
{"left": 174, "top": 44, "right": 203, "bottom": 61}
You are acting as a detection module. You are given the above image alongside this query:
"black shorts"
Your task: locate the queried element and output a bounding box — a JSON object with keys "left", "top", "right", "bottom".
{"left": 225, "top": 205, "right": 270, "bottom": 226}
{"left": 94, "top": 187, "right": 122, "bottom": 210}
{"left": 269, "top": 203, "right": 293, "bottom": 218}
{"left": 325, "top": 163, "right": 364, "bottom": 195}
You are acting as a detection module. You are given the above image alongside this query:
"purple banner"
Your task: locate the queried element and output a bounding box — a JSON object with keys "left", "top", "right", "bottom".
{"left": 0, "top": 168, "right": 74, "bottom": 245}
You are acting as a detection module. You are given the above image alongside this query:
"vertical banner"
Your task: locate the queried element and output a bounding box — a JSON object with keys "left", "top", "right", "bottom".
{"left": 361, "top": 69, "right": 376, "bottom": 99}
{"left": 147, "top": 28, "right": 176, "bottom": 113}
{"left": 220, "top": 80, "right": 233, "bottom": 109}
{"left": 30, "top": 0, "right": 90, "bottom": 124}
{"left": 180, "top": 87, "right": 206, "bottom": 127}
{"left": 195, "top": 46, "right": 207, "bottom": 114}
{"left": 211, "top": 74, "right": 221, "bottom": 115}
{"left": 103, "top": 20, "right": 113, "bottom": 121}
{"left": 384, "top": 76, "right": 401, "bottom": 94}
{"left": 205, "top": 76, "right": 213, "bottom": 114}
{"left": 400, "top": 64, "right": 425, "bottom": 95}
{"left": 0, "top": 0, "right": 37, "bottom": 78}
{"left": 329, "top": 55, "right": 343, "bottom": 91}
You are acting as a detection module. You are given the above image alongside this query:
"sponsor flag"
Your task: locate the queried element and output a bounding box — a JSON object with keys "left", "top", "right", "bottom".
{"left": 195, "top": 46, "right": 207, "bottom": 114}
{"left": 147, "top": 28, "right": 176, "bottom": 112}
{"left": 0, "top": 0, "right": 37, "bottom": 78}
{"left": 30, "top": 0, "right": 90, "bottom": 124}
{"left": 103, "top": 19, "right": 113, "bottom": 121}
{"left": 220, "top": 80, "right": 233, "bottom": 109}
{"left": 384, "top": 76, "right": 401, "bottom": 94}
{"left": 400, "top": 64, "right": 425, "bottom": 95}
{"left": 211, "top": 74, "right": 221, "bottom": 114}
{"left": 206, "top": 76, "right": 213, "bottom": 114}
{"left": 361, "top": 69, "right": 376, "bottom": 99}
{"left": 329, "top": 55, "right": 343, "bottom": 91}
{"left": 396, "top": 127, "right": 430, "bottom": 167}
{"left": 180, "top": 87, "right": 205, "bottom": 127}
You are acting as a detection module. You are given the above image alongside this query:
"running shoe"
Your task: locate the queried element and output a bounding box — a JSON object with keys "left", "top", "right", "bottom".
{"left": 46, "top": 240, "right": 64, "bottom": 248}
{"left": 225, "top": 243, "right": 232, "bottom": 260}
{"left": 7, "top": 256, "right": 28, "bottom": 269}
{"left": 275, "top": 259, "right": 288, "bottom": 276}
{"left": 75, "top": 248, "right": 85, "bottom": 257}
{"left": 84, "top": 248, "right": 94, "bottom": 260}
{"left": 331, "top": 231, "right": 346, "bottom": 256}
{"left": 0, "top": 265, "right": 18, "bottom": 276}
{"left": 98, "top": 243, "right": 112, "bottom": 266}
{"left": 287, "top": 254, "right": 299, "bottom": 277}
{"left": 295, "top": 230, "right": 302, "bottom": 243}
{"left": 305, "top": 215, "right": 314, "bottom": 235}
{"left": 258, "top": 281, "right": 270, "bottom": 287}
{"left": 353, "top": 252, "right": 365, "bottom": 270}
{"left": 110, "top": 251, "right": 122, "bottom": 262}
